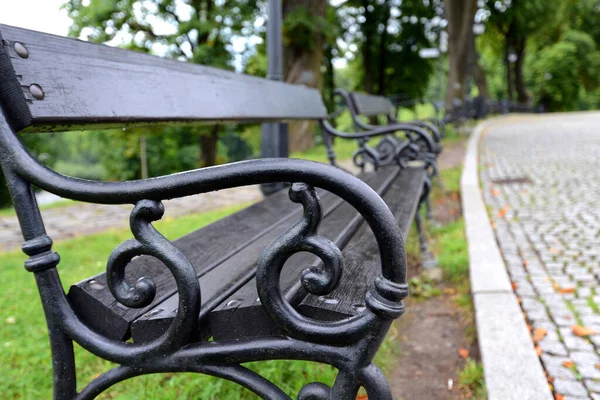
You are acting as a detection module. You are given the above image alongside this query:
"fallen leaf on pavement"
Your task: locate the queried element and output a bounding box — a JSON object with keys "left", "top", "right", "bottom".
{"left": 491, "top": 188, "right": 500, "bottom": 196}
{"left": 498, "top": 206, "right": 509, "bottom": 217}
{"left": 512, "top": 281, "right": 518, "bottom": 290}
{"left": 555, "top": 395, "right": 564, "bottom": 400}
{"left": 572, "top": 325, "right": 597, "bottom": 337}
{"left": 562, "top": 360, "right": 574, "bottom": 368}
{"left": 534, "top": 328, "right": 547, "bottom": 342}
{"left": 458, "top": 348, "right": 469, "bottom": 359}
{"left": 559, "top": 287, "right": 576, "bottom": 294}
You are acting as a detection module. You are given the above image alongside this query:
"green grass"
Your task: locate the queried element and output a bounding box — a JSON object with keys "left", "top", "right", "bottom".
{"left": 431, "top": 219, "right": 469, "bottom": 283}
{"left": 459, "top": 358, "right": 487, "bottom": 399}
{"left": 0, "top": 201, "right": 398, "bottom": 399}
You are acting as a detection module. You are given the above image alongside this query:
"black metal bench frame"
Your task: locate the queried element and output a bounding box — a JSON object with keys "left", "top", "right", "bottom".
{"left": 320, "top": 89, "right": 443, "bottom": 256}
{"left": 0, "top": 25, "right": 431, "bottom": 400}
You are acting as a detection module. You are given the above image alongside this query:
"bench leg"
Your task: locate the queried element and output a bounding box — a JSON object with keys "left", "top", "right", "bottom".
{"left": 417, "top": 180, "right": 439, "bottom": 270}
{"left": 415, "top": 209, "right": 428, "bottom": 253}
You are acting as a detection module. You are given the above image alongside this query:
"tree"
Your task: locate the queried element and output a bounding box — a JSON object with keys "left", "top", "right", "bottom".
{"left": 63, "top": 0, "right": 259, "bottom": 167}
{"left": 531, "top": 30, "right": 600, "bottom": 111}
{"left": 281, "top": 1, "right": 331, "bottom": 152}
{"left": 483, "top": 0, "right": 561, "bottom": 103}
{"left": 339, "top": 0, "right": 438, "bottom": 101}
{"left": 444, "top": 0, "right": 477, "bottom": 110}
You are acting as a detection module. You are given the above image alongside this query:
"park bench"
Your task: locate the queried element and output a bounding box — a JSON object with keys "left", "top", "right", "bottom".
{"left": 323, "top": 88, "right": 444, "bottom": 237}
{"left": 0, "top": 24, "right": 431, "bottom": 400}
{"left": 331, "top": 89, "right": 443, "bottom": 173}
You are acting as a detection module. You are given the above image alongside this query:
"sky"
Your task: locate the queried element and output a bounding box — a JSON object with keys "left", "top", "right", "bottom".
{"left": 0, "top": 0, "right": 71, "bottom": 36}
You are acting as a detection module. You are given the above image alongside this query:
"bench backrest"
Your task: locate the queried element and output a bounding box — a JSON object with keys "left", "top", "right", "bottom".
{"left": 0, "top": 24, "right": 328, "bottom": 133}
{"left": 350, "top": 92, "right": 395, "bottom": 118}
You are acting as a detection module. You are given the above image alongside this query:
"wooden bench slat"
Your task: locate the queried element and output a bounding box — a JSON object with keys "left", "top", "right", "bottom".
{"left": 297, "top": 166, "right": 426, "bottom": 321}
{"left": 128, "top": 171, "right": 386, "bottom": 342}
{"left": 350, "top": 92, "right": 395, "bottom": 117}
{"left": 68, "top": 187, "right": 314, "bottom": 340}
{"left": 0, "top": 24, "right": 327, "bottom": 132}
{"left": 207, "top": 168, "right": 400, "bottom": 341}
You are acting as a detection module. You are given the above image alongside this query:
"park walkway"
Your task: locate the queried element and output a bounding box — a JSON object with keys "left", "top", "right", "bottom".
{"left": 480, "top": 112, "right": 600, "bottom": 399}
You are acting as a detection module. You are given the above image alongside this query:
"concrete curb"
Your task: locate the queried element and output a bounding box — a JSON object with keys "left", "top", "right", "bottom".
{"left": 461, "top": 119, "right": 552, "bottom": 400}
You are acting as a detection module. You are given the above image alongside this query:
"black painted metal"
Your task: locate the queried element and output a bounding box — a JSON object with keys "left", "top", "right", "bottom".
{"left": 0, "top": 111, "right": 410, "bottom": 399}
{"left": 0, "top": 23, "right": 438, "bottom": 399}
{"left": 260, "top": 0, "right": 289, "bottom": 196}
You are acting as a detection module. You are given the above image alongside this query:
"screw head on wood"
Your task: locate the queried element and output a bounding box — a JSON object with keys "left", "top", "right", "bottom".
{"left": 29, "top": 84, "right": 44, "bottom": 100}
{"left": 13, "top": 42, "right": 28, "bottom": 58}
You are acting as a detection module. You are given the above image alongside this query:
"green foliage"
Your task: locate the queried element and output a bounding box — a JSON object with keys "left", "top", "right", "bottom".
{"left": 409, "top": 276, "right": 442, "bottom": 299}
{"left": 530, "top": 30, "right": 600, "bottom": 111}
{"left": 337, "top": 0, "right": 439, "bottom": 99}
{"left": 283, "top": 6, "right": 337, "bottom": 52}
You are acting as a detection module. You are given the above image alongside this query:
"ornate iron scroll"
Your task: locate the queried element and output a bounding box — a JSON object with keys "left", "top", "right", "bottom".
{"left": 0, "top": 113, "right": 409, "bottom": 400}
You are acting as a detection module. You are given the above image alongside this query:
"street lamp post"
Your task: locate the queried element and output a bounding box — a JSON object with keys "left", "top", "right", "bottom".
{"left": 260, "top": 0, "right": 288, "bottom": 196}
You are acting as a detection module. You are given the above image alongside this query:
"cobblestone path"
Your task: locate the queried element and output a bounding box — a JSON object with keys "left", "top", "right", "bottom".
{"left": 481, "top": 112, "right": 600, "bottom": 399}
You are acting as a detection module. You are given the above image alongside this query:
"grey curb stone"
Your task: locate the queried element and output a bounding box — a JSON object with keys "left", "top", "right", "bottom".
{"left": 462, "top": 119, "right": 553, "bottom": 400}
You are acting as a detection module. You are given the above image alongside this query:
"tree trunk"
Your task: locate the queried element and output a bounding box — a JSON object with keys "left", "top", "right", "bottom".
{"left": 199, "top": 126, "right": 219, "bottom": 167}
{"left": 504, "top": 43, "right": 514, "bottom": 101}
{"left": 376, "top": 0, "right": 391, "bottom": 96}
{"left": 361, "top": 0, "right": 376, "bottom": 94}
{"left": 283, "top": 0, "right": 327, "bottom": 153}
{"left": 470, "top": 33, "right": 490, "bottom": 99}
{"left": 514, "top": 35, "right": 529, "bottom": 103}
{"left": 444, "top": 0, "right": 477, "bottom": 111}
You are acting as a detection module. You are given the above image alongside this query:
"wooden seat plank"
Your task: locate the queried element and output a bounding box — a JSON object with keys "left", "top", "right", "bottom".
{"left": 129, "top": 171, "right": 390, "bottom": 342}
{"left": 207, "top": 167, "right": 402, "bottom": 341}
{"left": 0, "top": 24, "right": 327, "bottom": 133}
{"left": 68, "top": 187, "right": 328, "bottom": 340}
{"left": 350, "top": 92, "right": 395, "bottom": 117}
{"left": 297, "top": 166, "right": 426, "bottom": 321}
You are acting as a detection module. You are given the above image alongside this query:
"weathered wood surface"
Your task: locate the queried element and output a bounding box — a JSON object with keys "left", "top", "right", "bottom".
{"left": 350, "top": 92, "right": 395, "bottom": 117}
{"left": 297, "top": 166, "right": 425, "bottom": 321}
{"left": 207, "top": 168, "right": 400, "bottom": 341}
{"left": 68, "top": 187, "right": 317, "bottom": 340}
{"left": 129, "top": 171, "right": 386, "bottom": 342}
{"left": 0, "top": 24, "right": 327, "bottom": 133}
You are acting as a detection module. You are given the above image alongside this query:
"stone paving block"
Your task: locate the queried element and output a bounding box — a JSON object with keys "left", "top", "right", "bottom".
{"left": 478, "top": 115, "right": 600, "bottom": 399}
{"left": 554, "top": 378, "right": 590, "bottom": 397}
{"left": 585, "top": 379, "right": 600, "bottom": 393}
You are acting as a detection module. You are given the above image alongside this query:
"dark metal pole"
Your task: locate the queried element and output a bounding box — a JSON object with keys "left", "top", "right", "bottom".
{"left": 260, "top": 0, "right": 288, "bottom": 196}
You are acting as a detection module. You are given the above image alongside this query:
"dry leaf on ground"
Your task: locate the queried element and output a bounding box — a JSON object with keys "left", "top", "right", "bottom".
{"left": 534, "top": 328, "right": 547, "bottom": 342}
{"left": 458, "top": 348, "right": 469, "bottom": 359}
{"left": 572, "top": 325, "right": 598, "bottom": 337}
{"left": 559, "top": 287, "right": 576, "bottom": 294}
{"left": 498, "top": 206, "right": 509, "bottom": 217}
{"left": 562, "top": 360, "right": 574, "bottom": 368}
{"left": 535, "top": 346, "right": 543, "bottom": 356}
